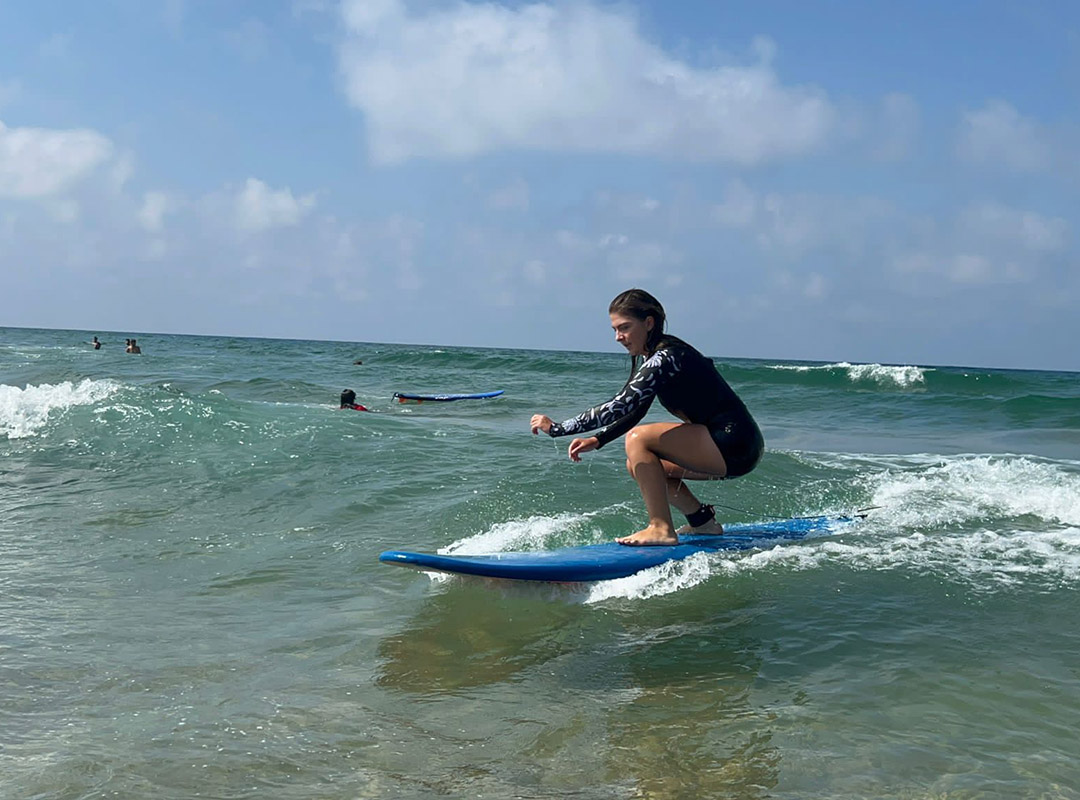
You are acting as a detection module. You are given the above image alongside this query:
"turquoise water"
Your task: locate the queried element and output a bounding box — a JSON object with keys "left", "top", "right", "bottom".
{"left": 2, "top": 326, "right": 1079, "bottom": 799}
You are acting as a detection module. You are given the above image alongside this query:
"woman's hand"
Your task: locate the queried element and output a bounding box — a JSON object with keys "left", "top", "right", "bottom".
{"left": 568, "top": 437, "right": 599, "bottom": 462}
{"left": 530, "top": 414, "right": 554, "bottom": 435}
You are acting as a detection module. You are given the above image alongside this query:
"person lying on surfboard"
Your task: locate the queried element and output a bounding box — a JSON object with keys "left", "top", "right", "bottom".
{"left": 530, "top": 288, "right": 764, "bottom": 546}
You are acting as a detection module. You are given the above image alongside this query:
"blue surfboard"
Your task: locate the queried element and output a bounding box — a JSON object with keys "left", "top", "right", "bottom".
{"left": 379, "top": 515, "right": 857, "bottom": 582}
{"left": 393, "top": 390, "right": 504, "bottom": 403}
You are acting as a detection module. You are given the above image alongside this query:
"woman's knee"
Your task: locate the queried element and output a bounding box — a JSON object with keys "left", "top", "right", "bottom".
{"left": 624, "top": 425, "right": 653, "bottom": 457}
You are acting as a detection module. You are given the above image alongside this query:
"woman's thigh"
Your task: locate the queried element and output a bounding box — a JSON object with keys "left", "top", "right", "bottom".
{"left": 626, "top": 422, "right": 728, "bottom": 477}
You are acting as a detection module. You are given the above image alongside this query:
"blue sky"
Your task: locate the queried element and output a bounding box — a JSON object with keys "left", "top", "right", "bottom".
{"left": 1, "top": 0, "right": 1077, "bottom": 370}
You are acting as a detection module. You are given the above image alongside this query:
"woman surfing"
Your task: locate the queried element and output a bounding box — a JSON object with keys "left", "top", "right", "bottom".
{"left": 530, "top": 289, "right": 763, "bottom": 546}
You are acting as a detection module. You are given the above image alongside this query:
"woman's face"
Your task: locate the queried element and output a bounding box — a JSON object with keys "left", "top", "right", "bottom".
{"left": 610, "top": 312, "right": 654, "bottom": 357}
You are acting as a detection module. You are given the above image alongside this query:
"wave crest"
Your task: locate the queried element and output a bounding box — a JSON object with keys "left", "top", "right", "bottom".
{"left": 768, "top": 361, "right": 928, "bottom": 388}
{"left": 0, "top": 379, "right": 120, "bottom": 439}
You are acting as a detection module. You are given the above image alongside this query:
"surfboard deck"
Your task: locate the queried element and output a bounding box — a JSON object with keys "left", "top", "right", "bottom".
{"left": 393, "top": 390, "right": 504, "bottom": 403}
{"left": 379, "top": 515, "right": 856, "bottom": 582}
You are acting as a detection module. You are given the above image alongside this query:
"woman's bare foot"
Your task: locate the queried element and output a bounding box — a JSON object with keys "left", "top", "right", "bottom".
{"left": 674, "top": 519, "right": 725, "bottom": 536}
{"left": 616, "top": 524, "right": 680, "bottom": 546}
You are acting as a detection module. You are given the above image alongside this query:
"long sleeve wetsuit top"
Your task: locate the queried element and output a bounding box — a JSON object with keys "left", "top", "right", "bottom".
{"left": 547, "top": 338, "right": 758, "bottom": 450}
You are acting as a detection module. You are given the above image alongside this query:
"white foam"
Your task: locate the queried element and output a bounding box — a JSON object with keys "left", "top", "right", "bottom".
{"left": 583, "top": 551, "right": 715, "bottom": 602}
{"left": 748, "top": 453, "right": 1080, "bottom": 590}
{"left": 441, "top": 505, "right": 629, "bottom": 555}
{"left": 0, "top": 379, "right": 121, "bottom": 439}
{"left": 768, "top": 526, "right": 1080, "bottom": 589}
{"left": 866, "top": 454, "right": 1080, "bottom": 528}
{"left": 583, "top": 522, "right": 1080, "bottom": 601}
{"left": 768, "top": 361, "right": 927, "bottom": 388}
{"left": 841, "top": 362, "right": 927, "bottom": 387}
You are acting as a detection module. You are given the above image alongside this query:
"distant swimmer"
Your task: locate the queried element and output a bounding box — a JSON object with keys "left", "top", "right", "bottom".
{"left": 340, "top": 389, "right": 369, "bottom": 411}
{"left": 529, "top": 289, "right": 763, "bottom": 547}
{"left": 354, "top": 359, "right": 363, "bottom": 365}
{"left": 92, "top": 336, "right": 101, "bottom": 350}
{"left": 126, "top": 338, "right": 142, "bottom": 354}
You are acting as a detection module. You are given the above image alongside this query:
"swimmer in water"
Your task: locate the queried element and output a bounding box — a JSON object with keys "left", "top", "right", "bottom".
{"left": 339, "top": 389, "right": 369, "bottom": 411}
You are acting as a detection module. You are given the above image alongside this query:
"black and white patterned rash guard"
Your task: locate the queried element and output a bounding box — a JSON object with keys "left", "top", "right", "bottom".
{"left": 548, "top": 337, "right": 760, "bottom": 451}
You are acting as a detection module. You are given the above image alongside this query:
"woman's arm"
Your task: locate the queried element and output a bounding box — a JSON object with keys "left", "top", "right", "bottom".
{"left": 547, "top": 348, "right": 678, "bottom": 447}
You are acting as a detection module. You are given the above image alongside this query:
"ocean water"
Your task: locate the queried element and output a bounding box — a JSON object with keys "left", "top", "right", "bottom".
{"left": 2, "top": 326, "right": 1079, "bottom": 799}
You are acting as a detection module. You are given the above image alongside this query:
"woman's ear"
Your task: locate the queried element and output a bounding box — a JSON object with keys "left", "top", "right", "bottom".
{"left": 645, "top": 316, "right": 655, "bottom": 333}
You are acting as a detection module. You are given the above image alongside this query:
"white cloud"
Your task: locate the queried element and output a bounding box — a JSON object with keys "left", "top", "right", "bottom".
{"left": 603, "top": 238, "right": 679, "bottom": 282}
{"left": 233, "top": 178, "right": 315, "bottom": 232}
{"left": 958, "top": 203, "right": 1069, "bottom": 253}
{"left": 594, "top": 190, "right": 660, "bottom": 217}
{"left": 757, "top": 192, "right": 855, "bottom": 255}
{"left": 138, "top": 191, "right": 173, "bottom": 232}
{"left": 555, "top": 228, "right": 592, "bottom": 254}
{"left": 337, "top": 0, "right": 835, "bottom": 164}
{"left": 109, "top": 153, "right": 135, "bottom": 193}
{"left": 0, "top": 120, "right": 113, "bottom": 198}
{"left": 892, "top": 203, "right": 1069, "bottom": 287}
{"left": 957, "top": 100, "right": 1052, "bottom": 172}
{"left": 709, "top": 181, "right": 893, "bottom": 261}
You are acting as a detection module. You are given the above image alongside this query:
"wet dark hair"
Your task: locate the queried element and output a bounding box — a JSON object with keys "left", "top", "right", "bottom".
{"left": 340, "top": 389, "right": 356, "bottom": 407}
{"left": 609, "top": 288, "right": 683, "bottom": 374}
{"left": 608, "top": 288, "right": 667, "bottom": 354}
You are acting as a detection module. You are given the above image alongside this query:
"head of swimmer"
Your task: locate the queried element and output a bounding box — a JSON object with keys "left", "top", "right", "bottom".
{"left": 609, "top": 288, "right": 666, "bottom": 358}
{"left": 340, "top": 389, "right": 357, "bottom": 408}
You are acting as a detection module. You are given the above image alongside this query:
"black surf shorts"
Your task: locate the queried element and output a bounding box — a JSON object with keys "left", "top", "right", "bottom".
{"left": 707, "top": 413, "right": 764, "bottom": 478}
